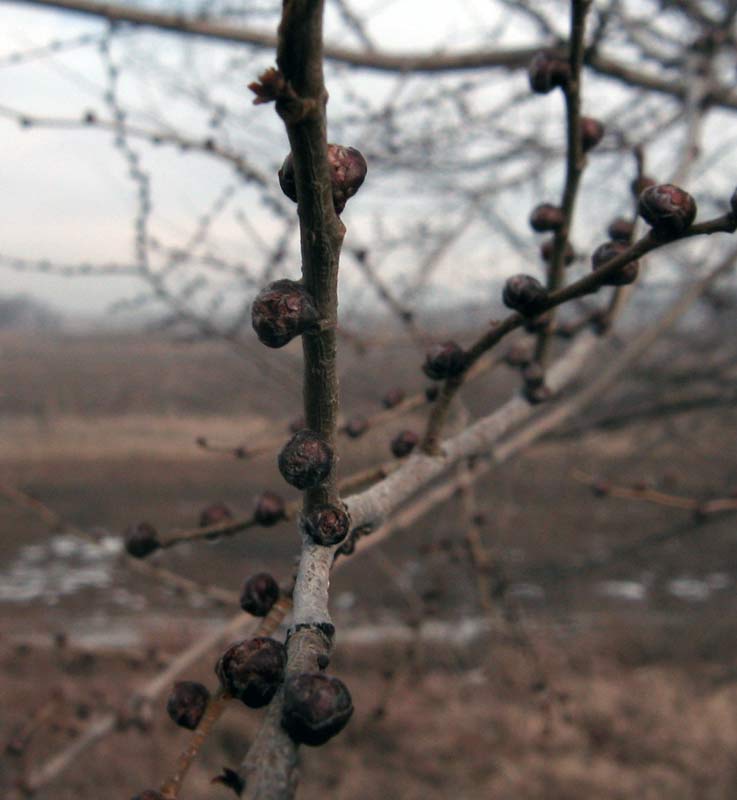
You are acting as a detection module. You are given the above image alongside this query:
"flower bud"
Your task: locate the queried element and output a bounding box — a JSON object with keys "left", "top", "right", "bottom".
{"left": 638, "top": 183, "right": 697, "bottom": 237}
{"left": 607, "top": 217, "right": 634, "bottom": 243}
{"left": 580, "top": 117, "right": 604, "bottom": 152}
{"left": 502, "top": 274, "right": 548, "bottom": 316}
{"left": 251, "top": 279, "right": 319, "bottom": 348}
{"left": 281, "top": 672, "right": 353, "bottom": 746}
{"left": 279, "top": 144, "right": 367, "bottom": 214}
{"left": 391, "top": 430, "right": 418, "bottom": 458}
{"left": 240, "top": 573, "right": 280, "bottom": 616}
{"left": 422, "top": 341, "right": 466, "bottom": 380}
{"left": 527, "top": 50, "right": 570, "bottom": 94}
{"left": 591, "top": 241, "right": 639, "bottom": 286}
{"left": 253, "top": 491, "right": 286, "bottom": 526}
{"left": 529, "top": 203, "right": 565, "bottom": 233}
{"left": 215, "top": 637, "right": 286, "bottom": 708}
{"left": 124, "top": 522, "right": 160, "bottom": 559}
{"left": 278, "top": 429, "right": 333, "bottom": 490}
{"left": 303, "top": 504, "right": 351, "bottom": 547}
{"left": 166, "top": 681, "right": 210, "bottom": 730}
{"left": 199, "top": 503, "right": 233, "bottom": 540}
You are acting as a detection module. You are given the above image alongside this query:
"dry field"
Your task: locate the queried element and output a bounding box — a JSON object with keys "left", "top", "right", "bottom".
{"left": 1, "top": 328, "right": 737, "bottom": 798}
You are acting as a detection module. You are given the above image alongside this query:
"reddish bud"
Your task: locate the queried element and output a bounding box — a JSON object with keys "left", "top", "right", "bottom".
{"left": 166, "top": 681, "right": 210, "bottom": 730}
{"left": 278, "top": 430, "right": 333, "bottom": 490}
{"left": 540, "top": 238, "right": 575, "bottom": 265}
{"left": 391, "top": 430, "right": 419, "bottom": 458}
{"left": 580, "top": 117, "right": 605, "bottom": 152}
{"left": 591, "top": 241, "right": 639, "bottom": 286}
{"left": 253, "top": 491, "right": 286, "bottom": 526}
{"left": 240, "top": 573, "right": 280, "bottom": 616}
{"left": 529, "top": 203, "right": 565, "bottom": 233}
{"left": 607, "top": 217, "right": 634, "bottom": 243}
{"left": 528, "top": 50, "right": 570, "bottom": 94}
{"left": 638, "top": 184, "right": 697, "bottom": 237}
{"left": 382, "top": 387, "right": 405, "bottom": 409}
{"left": 200, "top": 502, "right": 232, "bottom": 528}
{"left": 216, "top": 637, "right": 286, "bottom": 707}
{"left": 251, "top": 279, "right": 319, "bottom": 348}
{"left": 502, "top": 274, "right": 548, "bottom": 316}
{"left": 304, "top": 504, "right": 351, "bottom": 547}
{"left": 344, "top": 415, "right": 369, "bottom": 439}
{"left": 124, "top": 522, "right": 160, "bottom": 559}
{"left": 422, "top": 341, "right": 466, "bottom": 380}
{"left": 281, "top": 672, "right": 353, "bottom": 746}
{"left": 279, "top": 144, "right": 367, "bottom": 214}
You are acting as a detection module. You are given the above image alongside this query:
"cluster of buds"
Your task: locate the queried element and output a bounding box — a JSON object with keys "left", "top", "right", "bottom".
{"left": 303, "top": 503, "right": 351, "bottom": 546}
{"left": 216, "top": 637, "right": 286, "bottom": 707}
{"left": 638, "top": 183, "right": 697, "bottom": 238}
{"left": 279, "top": 144, "right": 367, "bottom": 215}
{"left": 251, "top": 279, "right": 319, "bottom": 349}
{"left": 278, "top": 429, "right": 334, "bottom": 490}
{"left": 281, "top": 672, "right": 353, "bottom": 746}
{"left": 240, "top": 572, "right": 280, "bottom": 616}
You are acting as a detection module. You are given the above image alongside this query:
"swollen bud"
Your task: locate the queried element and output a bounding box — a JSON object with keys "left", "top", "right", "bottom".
{"left": 278, "top": 144, "right": 367, "bottom": 214}
{"left": 251, "top": 279, "right": 319, "bottom": 348}
{"left": 422, "top": 341, "right": 465, "bottom": 380}
{"left": 591, "top": 241, "right": 639, "bottom": 286}
{"left": 278, "top": 429, "right": 333, "bottom": 490}
{"left": 281, "top": 672, "right": 353, "bottom": 746}
{"left": 344, "top": 415, "right": 369, "bottom": 439}
{"left": 200, "top": 503, "right": 233, "bottom": 539}
{"left": 240, "top": 573, "right": 280, "bottom": 616}
{"left": 303, "top": 504, "right": 351, "bottom": 546}
{"left": 527, "top": 50, "right": 570, "bottom": 94}
{"left": 529, "top": 204, "right": 565, "bottom": 233}
{"left": 124, "top": 522, "right": 160, "bottom": 559}
{"left": 215, "top": 637, "right": 286, "bottom": 707}
{"left": 253, "top": 491, "right": 286, "bottom": 527}
{"left": 391, "top": 430, "right": 419, "bottom": 458}
{"left": 580, "top": 117, "right": 605, "bottom": 152}
{"left": 540, "top": 238, "right": 575, "bottom": 265}
{"left": 502, "top": 274, "right": 548, "bottom": 316}
{"left": 166, "top": 681, "right": 210, "bottom": 730}
{"left": 638, "top": 184, "right": 697, "bottom": 237}
{"left": 382, "top": 387, "right": 405, "bottom": 409}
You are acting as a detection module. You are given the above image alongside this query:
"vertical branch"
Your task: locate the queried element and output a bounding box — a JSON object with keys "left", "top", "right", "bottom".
{"left": 534, "top": 0, "right": 591, "bottom": 367}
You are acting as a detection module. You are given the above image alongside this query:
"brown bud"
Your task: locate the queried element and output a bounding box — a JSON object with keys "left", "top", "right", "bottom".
{"left": 215, "top": 637, "right": 286, "bottom": 707}
{"left": 580, "top": 117, "right": 604, "bottom": 152}
{"left": 240, "top": 573, "right": 280, "bottom": 616}
{"left": 382, "top": 387, "right": 405, "bottom": 409}
{"left": 124, "top": 522, "right": 160, "bottom": 559}
{"left": 502, "top": 274, "right": 548, "bottom": 316}
{"left": 253, "top": 491, "right": 286, "bottom": 527}
{"left": 540, "top": 238, "right": 575, "bottom": 265}
{"left": 279, "top": 144, "right": 368, "bottom": 214}
{"left": 166, "top": 681, "right": 210, "bottom": 730}
{"left": 638, "top": 184, "right": 697, "bottom": 237}
{"left": 251, "top": 279, "right": 319, "bottom": 348}
{"left": 391, "top": 430, "right": 419, "bottom": 458}
{"left": 281, "top": 672, "right": 353, "bottom": 746}
{"left": 199, "top": 502, "right": 233, "bottom": 535}
{"left": 303, "top": 504, "right": 351, "bottom": 547}
{"left": 631, "top": 175, "right": 656, "bottom": 198}
{"left": 527, "top": 50, "right": 570, "bottom": 94}
{"left": 278, "top": 429, "right": 333, "bottom": 490}
{"left": 607, "top": 217, "right": 634, "bottom": 243}
{"left": 591, "top": 241, "right": 639, "bottom": 286}
{"left": 344, "top": 415, "right": 369, "bottom": 439}
{"left": 529, "top": 204, "right": 565, "bottom": 233}
{"left": 422, "top": 341, "right": 465, "bottom": 380}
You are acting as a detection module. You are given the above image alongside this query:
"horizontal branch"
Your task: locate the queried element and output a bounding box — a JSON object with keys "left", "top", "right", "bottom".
{"left": 11, "top": 0, "right": 737, "bottom": 111}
